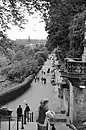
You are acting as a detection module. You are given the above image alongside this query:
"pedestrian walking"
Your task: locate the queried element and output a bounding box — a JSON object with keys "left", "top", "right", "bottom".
{"left": 36, "top": 98, "right": 49, "bottom": 130}
{"left": 35, "top": 76, "right": 37, "bottom": 82}
{"left": 41, "top": 77, "right": 43, "bottom": 84}
{"left": 44, "top": 71, "right": 45, "bottom": 75}
{"left": 37, "top": 77, "right": 40, "bottom": 82}
{"left": 41, "top": 70, "right": 44, "bottom": 75}
{"left": 24, "top": 103, "right": 30, "bottom": 122}
{"left": 44, "top": 78, "right": 46, "bottom": 85}
{"left": 17, "top": 105, "right": 22, "bottom": 120}
{"left": 47, "top": 68, "right": 50, "bottom": 73}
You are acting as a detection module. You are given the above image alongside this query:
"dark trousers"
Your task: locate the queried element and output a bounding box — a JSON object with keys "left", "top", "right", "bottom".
{"left": 37, "top": 124, "right": 48, "bottom": 130}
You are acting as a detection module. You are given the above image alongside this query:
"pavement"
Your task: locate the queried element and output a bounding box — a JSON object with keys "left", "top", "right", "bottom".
{"left": 0, "top": 55, "right": 72, "bottom": 130}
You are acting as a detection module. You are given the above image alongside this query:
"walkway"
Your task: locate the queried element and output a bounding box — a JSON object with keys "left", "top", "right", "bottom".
{"left": 1, "top": 55, "right": 72, "bottom": 130}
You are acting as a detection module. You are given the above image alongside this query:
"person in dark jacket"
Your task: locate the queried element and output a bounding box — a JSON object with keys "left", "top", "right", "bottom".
{"left": 35, "top": 76, "right": 37, "bottom": 82}
{"left": 17, "top": 105, "right": 22, "bottom": 119}
{"left": 44, "top": 78, "right": 46, "bottom": 85}
{"left": 24, "top": 103, "right": 30, "bottom": 122}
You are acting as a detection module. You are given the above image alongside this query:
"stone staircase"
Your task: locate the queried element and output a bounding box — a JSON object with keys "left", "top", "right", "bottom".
{"left": 1, "top": 121, "right": 37, "bottom": 130}
{"left": 76, "top": 106, "right": 86, "bottom": 121}
{"left": 0, "top": 113, "right": 68, "bottom": 130}
{"left": 50, "top": 113, "right": 67, "bottom": 124}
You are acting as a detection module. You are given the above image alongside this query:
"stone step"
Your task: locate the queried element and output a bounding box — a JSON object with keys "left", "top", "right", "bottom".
{"left": 50, "top": 114, "right": 67, "bottom": 123}
{"left": 1, "top": 121, "right": 37, "bottom": 130}
{"left": 23, "top": 122, "right": 37, "bottom": 130}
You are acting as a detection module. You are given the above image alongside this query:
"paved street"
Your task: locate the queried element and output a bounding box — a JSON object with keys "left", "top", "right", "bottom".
{"left": 1, "top": 56, "right": 72, "bottom": 130}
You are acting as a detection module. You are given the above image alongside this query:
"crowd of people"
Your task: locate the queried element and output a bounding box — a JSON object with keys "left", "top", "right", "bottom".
{"left": 34, "top": 67, "right": 51, "bottom": 85}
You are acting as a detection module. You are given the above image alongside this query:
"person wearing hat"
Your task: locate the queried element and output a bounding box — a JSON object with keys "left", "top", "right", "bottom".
{"left": 24, "top": 103, "right": 30, "bottom": 122}
{"left": 36, "top": 99, "right": 49, "bottom": 130}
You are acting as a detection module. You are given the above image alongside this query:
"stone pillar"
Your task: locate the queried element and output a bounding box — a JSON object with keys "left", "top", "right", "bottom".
{"left": 82, "top": 21, "right": 86, "bottom": 61}
{"left": 63, "top": 89, "right": 68, "bottom": 113}
{"left": 69, "top": 82, "right": 74, "bottom": 123}
{"left": 82, "top": 45, "right": 86, "bottom": 61}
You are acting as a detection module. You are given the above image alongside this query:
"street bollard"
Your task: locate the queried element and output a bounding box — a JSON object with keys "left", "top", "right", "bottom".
{"left": 28, "top": 113, "right": 30, "bottom": 122}
{"left": 24, "top": 112, "right": 26, "bottom": 124}
{"left": 46, "top": 123, "right": 48, "bottom": 130}
{"left": 30, "top": 113, "right": 32, "bottom": 122}
{"left": 21, "top": 115, "right": 24, "bottom": 129}
{"left": 9, "top": 116, "right": 11, "bottom": 130}
{"left": 32, "top": 112, "right": 33, "bottom": 122}
{"left": 0, "top": 116, "right": 1, "bottom": 130}
{"left": 17, "top": 116, "right": 19, "bottom": 130}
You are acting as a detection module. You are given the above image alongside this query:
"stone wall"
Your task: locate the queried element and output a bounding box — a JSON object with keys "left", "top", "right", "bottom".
{"left": 0, "top": 65, "right": 42, "bottom": 107}
{"left": 0, "top": 74, "right": 35, "bottom": 106}
{"left": 74, "top": 87, "right": 86, "bottom": 122}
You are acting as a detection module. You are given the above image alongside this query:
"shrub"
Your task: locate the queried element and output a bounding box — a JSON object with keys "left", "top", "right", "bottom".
{"left": 37, "top": 57, "right": 44, "bottom": 66}
{"left": 1, "top": 65, "right": 12, "bottom": 75}
{"left": 29, "top": 60, "right": 38, "bottom": 74}
{"left": 7, "top": 58, "right": 39, "bottom": 82}
{"left": 34, "top": 51, "right": 48, "bottom": 61}
{"left": 7, "top": 62, "right": 25, "bottom": 82}
{"left": 24, "top": 47, "right": 35, "bottom": 57}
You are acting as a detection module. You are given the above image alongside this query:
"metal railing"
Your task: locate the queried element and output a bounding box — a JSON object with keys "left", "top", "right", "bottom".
{"left": 0, "top": 112, "right": 34, "bottom": 130}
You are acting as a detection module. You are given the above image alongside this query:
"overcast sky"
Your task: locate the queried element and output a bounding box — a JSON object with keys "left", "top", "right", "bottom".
{"left": 7, "top": 12, "right": 48, "bottom": 40}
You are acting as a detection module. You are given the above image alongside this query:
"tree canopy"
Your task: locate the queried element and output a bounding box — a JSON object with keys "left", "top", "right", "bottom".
{"left": 0, "top": 0, "right": 86, "bottom": 58}
{"left": 44, "top": 0, "right": 86, "bottom": 58}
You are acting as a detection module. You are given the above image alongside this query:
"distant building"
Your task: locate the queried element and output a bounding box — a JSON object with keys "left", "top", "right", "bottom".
{"left": 14, "top": 39, "right": 47, "bottom": 48}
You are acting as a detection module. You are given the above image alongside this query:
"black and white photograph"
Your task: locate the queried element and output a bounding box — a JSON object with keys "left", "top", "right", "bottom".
{"left": 0, "top": 0, "right": 86, "bottom": 130}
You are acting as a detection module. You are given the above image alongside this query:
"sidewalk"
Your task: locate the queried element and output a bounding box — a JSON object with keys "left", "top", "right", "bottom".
{"left": 1, "top": 121, "right": 37, "bottom": 130}
{"left": 49, "top": 60, "right": 72, "bottom": 130}
{"left": 55, "top": 123, "right": 72, "bottom": 130}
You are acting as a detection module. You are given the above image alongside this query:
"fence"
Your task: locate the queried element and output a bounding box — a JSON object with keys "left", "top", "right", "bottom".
{"left": 0, "top": 112, "right": 34, "bottom": 130}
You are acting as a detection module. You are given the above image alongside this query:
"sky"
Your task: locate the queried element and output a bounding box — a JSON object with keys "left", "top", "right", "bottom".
{"left": 7, "top": 12, "right": 48, "bottom": 40}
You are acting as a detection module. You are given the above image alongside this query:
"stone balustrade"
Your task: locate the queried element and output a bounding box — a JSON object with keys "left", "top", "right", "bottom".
{"left": 65, "top": 60, "right": 86, "bottom": 79}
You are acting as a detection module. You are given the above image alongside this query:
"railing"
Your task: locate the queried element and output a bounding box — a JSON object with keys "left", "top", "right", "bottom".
{"left": 65, "top": 60, "right": 86, "bottom": 79}
{"left": 0, "top": 112, "right": 34, "bottom": 130}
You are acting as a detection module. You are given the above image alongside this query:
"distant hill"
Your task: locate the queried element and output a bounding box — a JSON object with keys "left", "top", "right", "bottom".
{"left": 14, "top": 39, "right": 47, "bottom": 46}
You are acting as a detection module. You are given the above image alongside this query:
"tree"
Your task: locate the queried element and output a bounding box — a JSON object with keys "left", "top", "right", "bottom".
{"left": 44, "top": 0, "right": 86, "bottom": 58}
{"left": 34, "top": 51, "right": 48, "bottom": 61}
{"left": 37, "top": 57, "right": 45, "bottom": 66}
{"left": 13, "top": 50, "right": 25, "bottom": 61}
{"left": 24, "top": 47, "right": 35, "bottom": 57}
{"left": 0, "top": 0, "right": 50, "bottom": 37}
{"left": 68, "top": 10, "right": 85, "bottom": 58}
